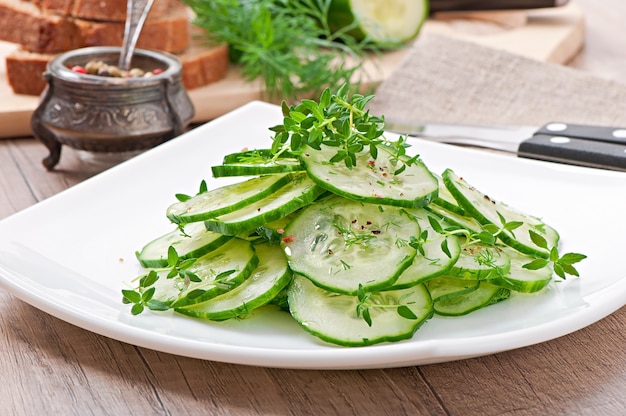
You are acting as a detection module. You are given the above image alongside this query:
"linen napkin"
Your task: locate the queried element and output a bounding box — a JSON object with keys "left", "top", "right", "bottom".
{"left": 368, "top": 33, "right": 626, "bottom": 128}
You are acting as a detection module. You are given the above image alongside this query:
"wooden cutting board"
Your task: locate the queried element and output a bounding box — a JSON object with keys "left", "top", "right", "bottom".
{"left": 0, "top": 3, "right": 584, "bottom": 139}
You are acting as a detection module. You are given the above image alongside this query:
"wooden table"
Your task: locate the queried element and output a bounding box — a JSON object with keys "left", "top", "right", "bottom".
{"left": 1, "top": 1, "right": 625, "bottom": 414}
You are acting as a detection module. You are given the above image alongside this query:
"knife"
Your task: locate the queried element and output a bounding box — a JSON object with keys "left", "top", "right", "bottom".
{"left": 429, "top": 0, "right": 569, "bottom": 12}
{"left": 384, "top": 119, "right": 626, "bottom": 171}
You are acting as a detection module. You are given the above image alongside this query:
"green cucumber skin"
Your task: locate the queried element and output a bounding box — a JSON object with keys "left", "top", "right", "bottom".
{"left": 288, "top": 275, "right": 434, "bottom": 347}
{"left": 442, "top": 169, "right": 560, "bottom": 259}
{"left": 213, "top": 149, "right": 304, "bottom": 177}
{"left": 221, "top": 148, "right": 298, "bottom": 164}
{"left": 211, "top": 162, "right": 304, "bottom": 178}
{"left": 167, "top": 174, "right": 294, "bottom": 225}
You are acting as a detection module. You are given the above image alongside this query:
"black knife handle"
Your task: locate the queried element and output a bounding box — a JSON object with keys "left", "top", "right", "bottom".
{"left": 518, "top": 134, "right": 626, "bottom": 171}
{"left": 429, "top": 0, "right": 566, "bottom": 13}
{"left": 535, "top": 122, "right": 626, "bottom": 146}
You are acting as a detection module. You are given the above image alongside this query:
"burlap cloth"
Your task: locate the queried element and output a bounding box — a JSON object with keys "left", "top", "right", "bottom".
{"left": 368, "top": 33, "right": 626, "bottom": 127}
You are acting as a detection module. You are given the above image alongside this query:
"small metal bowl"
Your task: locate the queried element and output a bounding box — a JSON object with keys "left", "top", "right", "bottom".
{"left": 31, "top": 46, "right": 195, "bottom": 170}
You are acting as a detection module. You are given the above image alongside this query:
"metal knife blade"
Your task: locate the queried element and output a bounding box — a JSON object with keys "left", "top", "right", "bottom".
{"left": 384, "top": 119, "right": 626, "bottom": 171}
{"left": 429, "top": 0, "right": 569, "bottom": 13}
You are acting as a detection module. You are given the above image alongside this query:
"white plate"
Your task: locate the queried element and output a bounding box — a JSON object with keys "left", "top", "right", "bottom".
{"left": 0, "top": 101, "right": 624, "bottom": 369}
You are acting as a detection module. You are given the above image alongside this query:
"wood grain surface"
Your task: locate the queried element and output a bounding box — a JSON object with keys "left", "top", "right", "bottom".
{"left": 1, "top": 1, "right": 625, "bottom": 415}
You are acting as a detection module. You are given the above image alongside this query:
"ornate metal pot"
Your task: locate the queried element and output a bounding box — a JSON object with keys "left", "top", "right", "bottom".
{"left": 31, "top": 47, "right": 195, "bottom": 170}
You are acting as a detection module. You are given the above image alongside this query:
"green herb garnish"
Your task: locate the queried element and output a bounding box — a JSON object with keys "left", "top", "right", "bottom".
{"left": 185, "top": 0, "right": 376, "bottom": 101}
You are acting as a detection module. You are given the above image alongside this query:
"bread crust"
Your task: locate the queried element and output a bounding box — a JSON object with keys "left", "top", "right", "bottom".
{"left": 6, "top": 40, "right": 229, "bottom": 96}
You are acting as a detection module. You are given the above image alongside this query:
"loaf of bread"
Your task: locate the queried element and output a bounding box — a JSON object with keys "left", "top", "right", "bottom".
{"left": 0, "top": 0, "right": 190, "bottom": 53}
{"left": 6, "top": 37, "right": 229, "bottom": 95}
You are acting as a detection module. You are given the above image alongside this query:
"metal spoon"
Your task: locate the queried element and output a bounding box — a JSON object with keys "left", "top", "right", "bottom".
{"left": 118, "top": 0, "right": 155, "bottom": 71}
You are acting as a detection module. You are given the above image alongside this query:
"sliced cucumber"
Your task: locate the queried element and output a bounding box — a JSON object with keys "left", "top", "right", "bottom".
{"left": 288, "top": 275, "right": 433, "bottom": 347}
{"left": 221, "top": 148, "right": 297, "bottom": 164}
{"left": 166, "top": 174, "right": 294, "bottom": 224}
{"left": 432, "top": 281, "right": 511, "bottom": 316}
{"left": 387, "top": 209, "right": 462, "bottom": 290}
{"left": 425, "top": 276, "right": 480, "bottom": 302}
{"left": 135, "top": 222, "right": 232, "bottom": 268}
{"left": 432, "top": 174, "right": 466, "bottom": 215}
{"left": 449, "top": 243, "right": 511, "bottom": 280}
{"left": 149, "top": 238, "right": 259, "bottom": 308}
{"left": 426, "top": 202, "right": 482, "bottom": 234}
{"left": 176, "top": 243, "right": 292, "bottom": 320}
{"left": 282, "top": 195, "right": 419, "bottom": 294}
{"left": 327, "top": 0, "right": 429, "bottom": 47}
{"left": 301, "top": 144, "right": 438, "bottom": 208}
{"left": 442, "top": 168, "right": 560, "bottom": 258}
{"left": 212, "top": 149, "right": 303, "bottom": 177}
{"left": 204, "top": 172, "right": 326, "bottom": 236}
{"left": 489, "top": 247, "right": 553, "bottom": 293}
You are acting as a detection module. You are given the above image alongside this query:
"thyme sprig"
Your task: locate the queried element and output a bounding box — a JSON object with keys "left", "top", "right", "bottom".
{"left": 122, "top": 246, "right": 199, "bottom": 315}
{"left": 427, "top": 213, "right": 586, "bottom": 279}
{"left": 270, "top": 85, "right": 417, "bottom": 172}
{"left": 356, "top": 284, "right": 418, "bottom": 327}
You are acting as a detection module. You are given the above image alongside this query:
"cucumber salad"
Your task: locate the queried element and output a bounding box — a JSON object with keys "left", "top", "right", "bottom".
{"left": 122, "top": 86, "right": 586, "bottom": 347}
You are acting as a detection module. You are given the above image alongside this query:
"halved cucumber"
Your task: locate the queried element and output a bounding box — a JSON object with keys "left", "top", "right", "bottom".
{"left": 442, "top": 168, "right": 560, "bottom": 258}
{"left": 288, "top": 275, "right": 433, "bottom": 347}
{"left": 148, "top": 238, "right": 259, "bottom": 308}
{"left": 176, "top": 243, "right": 292, "bottom": 320}
{"left": 301, "top": 144, "right": 438, "bottom": 208}
{"left": 204, "top": 172, "right": 326, "bottom": 236}
{"left": 135, "top": 222, "right": 232, "bottom": 268}
{"left": 327, "top": 0, "right": 429, "bottom": 47}
{"left": 166, "top": 173, "right": 294, "bottom": 224}
{"left": 282, "top": 195, "right": 419, "bottom": 294}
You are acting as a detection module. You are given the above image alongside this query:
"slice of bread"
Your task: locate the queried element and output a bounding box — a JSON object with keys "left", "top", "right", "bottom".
{"left": 6, "top": 38, "right": 229, "bottom": 96}
{"left": 33, "top": 0, "right": 183, "bottom": 23}
{"left": 0, "top": 0, "right": 190, "bottom": 53}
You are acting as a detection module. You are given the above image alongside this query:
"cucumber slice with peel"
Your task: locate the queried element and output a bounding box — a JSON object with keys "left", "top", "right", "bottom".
{"left": 442, "top": 168, "right": 560, "bottom": 258}
{"left": 166, "top": 173, "right": 294, "bottom": 224}
{"left": 212, "top": 149, "right": 303, "bottom": 177}
{"left": 288, "top": 275, "right": 433, "bottom": 347}
{"left": 282, "top": 195, "right": 420, "bottom": 294}
{"left": 327, "top": 0, "right": 429, "bottom": 46}
{"left": 449, "top": 243, "right": 511, "bottom": 280}
{"left": 387, "top": 209, "right": 462, "bottom": 290}
{"left": 489, "top": 247, "right": 553, "bottom": 293}
{"left": 148, "top": 238, "right": 259, "bottom": 308}
{"left": 176, "top": 243, "right": 292, "bottom": 320}
{"left": 301, "top": 144, "right": 438, "bottom": 208}
{"left": 136, "top": 222, "right": 232, "bottom": 268}
{"left": 204, "top": 172, "right": 326, "bottom": 236}
{"left": 426, "top": 276, "right": 480, "bottom": 302}
{"left": 432, "top": 281, "right": 511, "bottom": 316}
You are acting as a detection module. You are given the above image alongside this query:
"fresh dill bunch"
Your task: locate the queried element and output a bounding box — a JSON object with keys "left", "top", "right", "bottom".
{"left": 183, "top": 0, "right": 374, "bottom": 102}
